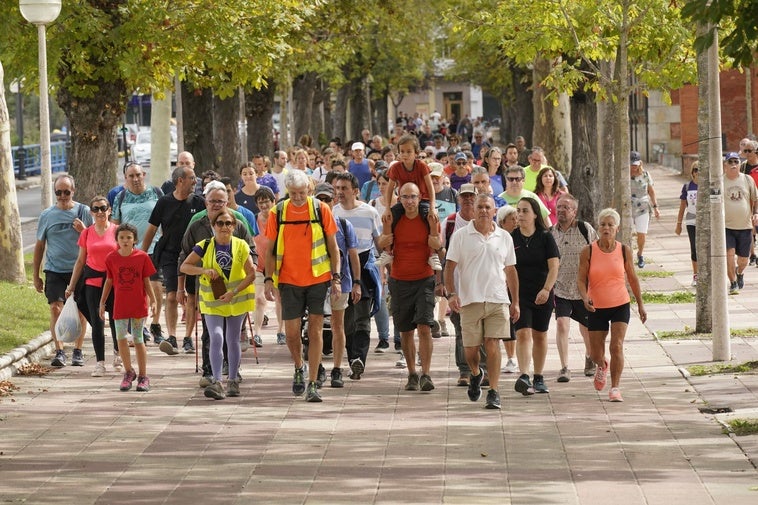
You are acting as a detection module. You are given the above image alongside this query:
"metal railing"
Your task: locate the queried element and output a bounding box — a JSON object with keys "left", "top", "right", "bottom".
{"left": 12, "top": 141, "right": 68, "bottom": 177}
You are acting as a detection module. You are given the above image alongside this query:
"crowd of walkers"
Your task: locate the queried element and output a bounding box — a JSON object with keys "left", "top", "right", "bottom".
{"left": 48, "top": 116, "right": 758, "bottom": 408}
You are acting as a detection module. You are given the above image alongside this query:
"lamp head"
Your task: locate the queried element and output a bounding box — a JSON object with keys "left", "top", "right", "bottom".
{"left": 19, "top": 0, "right": 62, "bottom": 25}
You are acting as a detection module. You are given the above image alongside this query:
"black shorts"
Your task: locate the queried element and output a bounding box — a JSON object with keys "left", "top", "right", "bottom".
{"left": 514, "top": 295, "right": 554, "bottom": 333}
{"left": 725, "top": 228, "right": 752, "bottom": 258}
{"left": 554, "top": 296, "right": 589, "bottom": 326}
{"left": 279, "top": 282, "right": 330, "bottom": 321}
{"left": 44, "top": 271, "right": 72, "bottom": 304}
{"left": 388, "top": 276, "right": 435, "bottom": 333}
{"left": 149, "top": 253, "right": 163, "bottom": 282}
{"left": 587, "top": 303, "right": 631, "bottom": 332}
{"left": 160, "top": 251, "right": 180, "bottom": 293}
{"left": 185, "top": 275, "right": 198, "bottom": 295}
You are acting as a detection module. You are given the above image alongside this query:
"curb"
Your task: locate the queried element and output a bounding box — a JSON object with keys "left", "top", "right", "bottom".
{"left": 0, "top": 332, "right": 55, "bottom": 382}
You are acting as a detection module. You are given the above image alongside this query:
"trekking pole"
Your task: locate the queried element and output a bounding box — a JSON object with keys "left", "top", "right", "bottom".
{"left": 194, "top": 307, "right": 199, "bottom": 374}
{"left": 247, "top": 313, "right": 259, "bottom": 364}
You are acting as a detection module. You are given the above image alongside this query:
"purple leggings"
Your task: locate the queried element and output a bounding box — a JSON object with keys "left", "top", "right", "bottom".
{"left": 205, "top": 314, "right": 245, "bottom": 381}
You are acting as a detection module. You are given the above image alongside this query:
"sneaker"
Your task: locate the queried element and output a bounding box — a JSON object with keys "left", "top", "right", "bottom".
{"left": 112, "top": 351, "right": 122, "bottom": 371}
{"left": 533, "top": 374, "right": 549, "bottom": 393}
{"left": 376, "top": 251, "right": 394, "bottom": 267}
{"left": 502, "top": 358, "right": 517, "bottom": 374}
{"left": 691, "top": 274, "right": 698, "bottom": 287}
{"left": 150, "top": 323, "right": 164, "bottom": 345}
{"left": 750, "top": 255, "right": 757, "bottom": 266}
{"left": 276, "top": 332, "right": 286, "bottom": 345}
{"left": 593, "top": 359, "right": 609, "bottom": 391}
{"left": 515, "top": 373, "right": 534, "bottom": 396}
{"left": 584, "top": 356, "right": 596, "bottom": 377}
{"left": 729, "top": 281, "right": 739, "bottom": 295}
{"left": 737, "top": 273, "right": 745, "bottom": 289}
{"left": 241, "top": 337, "right": 250, "bottom": 352}
{"left": 428, "top": 253, "right": 442, "bottom": 271}
{"left": 350, "top": 358, "right": 364, "bottom": 380}
{"left": 468, "top": 369, "right": 483, "bottom": 401}
{"left": 557, "top": 367, "right": 571, "bottom": 383}
{"left": 227, "top": 378, "right": 240, "bottom": 397}
{"left": 71, "top": 348, "right": 84, "bottom": 366}
{"left": 142, "top": 326, "right": 152, "bottom": 344}
{"left": 419, "top": 374, "right": 435, "bottom": 392}
{"left": 204, "top": 380, "right": 226, "bottom": 400}
{"left": 120, "top": 369, "right": 137, "bottom": 391}
{"left": 316, "top": 364, "right": 326, "bottom": 388}
{"left": 182, "top": 337, "right": 195, "bottom": 354}
{"left": 457, "top": 374, "right": 469, "bottom": 387}
{"left": 394, "top": 342, "right": 402, "bottom": 353}
{"left": 608, "top": 387, "right": 624, "bottom": 402}
{"left": 136, "top": 376, "right": 150, "bottom": 392}
{"left": 485, "top": 389, "right": 501, "bottom": 410}
{"left": 292, "top": 367, "right": 306, "bottom": 396}
{"left": 395, "top": 353, "right": 407, "bottom": 368}
{"left": 159, "top": 336, "right": 180, "bottom": 355}
{"left": 330, "top": 367, "right": 344, "bottom": 388}
{"left": 199, "top": 375, "right": 213, "bottom": 388}
{"left": 374, "top": 340, "right": 390, "bottom": 353}
{"left": 637, "top": 255, "right": 645, "bottom": 268}
{"left": 91, "top": 361, "right": 106, "bottom": 377}
{"left": 253, "top": 334, "right": 263, "bottom": 347}
{"left": 51, "top": 350, "right": 67, "bottom": 367}
{"left": 431, "top": 319, "right": 441, "bottom": 339}
{"left": 222, "top": 361, "right": 229, "bottom": 375}
{"left": 305, "top": 381, "right": 322, "bottom": 402}
{"left": 439, "top": 320, "right": 449, "bottom": 337}
{"left": 405, "top": 372, "right": 420, "bottom": 391}
{"left": 262, "top": 314, "right": 269, "bottom": 327}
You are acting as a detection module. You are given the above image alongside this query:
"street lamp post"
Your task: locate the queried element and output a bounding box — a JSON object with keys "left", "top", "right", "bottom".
{"left": 10, "top": 80, "right": 26, "bottom": 180}
{"left": 19, "top": 0, "right": 62, "bottom": 209}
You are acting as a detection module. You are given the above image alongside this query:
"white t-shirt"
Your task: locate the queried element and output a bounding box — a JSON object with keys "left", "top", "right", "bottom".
{"left": 333, "top": 202, "right": 381, "bottom": 253}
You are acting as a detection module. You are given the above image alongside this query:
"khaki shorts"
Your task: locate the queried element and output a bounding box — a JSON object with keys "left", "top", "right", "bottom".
{"left": 254, "top": 271, "right": 266, "bottom": 291}
{"left": 460, "top": 302, "right": 510, "bottom": 347}
{"left": 331, "top": 292, "right": 349, "bottom": 311}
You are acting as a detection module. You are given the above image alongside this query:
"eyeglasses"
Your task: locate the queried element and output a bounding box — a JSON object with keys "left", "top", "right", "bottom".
{"left": 55, "top": 189, "right": 72, "bottom": 196}
{"left": 727, "top": 159, "right": 740, "bottom": 165}
{"left": 399, "top": 195, "right": 420, "bottom": 200}
{"left": 207, "top": 199, "right": 227, "bottom": 205}
{"left": 507, "top": 177, "right": 524, "bottom": 182}
{"left": 91, "top": 205, "right": 109, "bottom": 213}
{"left": 418, "top": 154, "right": 427, "bottom": 159}
{"left": 214, "top": 220, "right": 234, "bottom": 228}
{"left": 456, "top": 161, "right": 467, "bottom": 165}
{"left": 316, "top": 196, "right": 332, "bottom": 203}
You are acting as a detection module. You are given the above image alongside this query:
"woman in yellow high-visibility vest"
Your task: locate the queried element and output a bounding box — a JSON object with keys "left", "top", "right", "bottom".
{"left": 180, "top": 211, "right": 256, "bottom": 400}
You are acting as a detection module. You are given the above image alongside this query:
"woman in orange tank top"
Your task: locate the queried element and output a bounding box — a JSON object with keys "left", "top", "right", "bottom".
{"left": 577, "top": 208, "right": 646, "bottom": 403}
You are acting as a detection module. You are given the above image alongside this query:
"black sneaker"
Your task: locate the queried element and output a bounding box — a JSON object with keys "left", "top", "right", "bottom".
{"left": 533, "top": 374, "right": 549, "bottom": 393}
{"left": 419, "top": 374, "right": 435, "bottom": 392}
{"left": 468, "top": 369, "right": 483, "bottom": 401}
{"left": 374, "top": 340, "right": 390, "bottom": 353}
{"left": 750, "top": 255, "right": 757, "bottom": 266}
{"left": 159, "top": 336, "right": 180, "bottom": 355}
{"left": 515, "top": 373, "right": 534, "bottom": 396}
{"left": 71, "top": 348, "right": 84, "bottom": 367}
{"left": 405, "top": 372, "right": 420, "bottom": 391}
{"left": 292, "top": 367, "right": 306, "bottom": 396}
{"left": 394, "top": 342, "right": 402, "bottom": 353}
{"left": 737, "top": 273, "right": 745, "bottom": 289}
{"left": 305, "top": 381, "right": 322, "bottom": 402}
{"left": 330, "top": 367, "right": 344, "bottom": 388}
{"left": 485, "top": 389, "right": 501, "bottom": 409}
{"left": 637, "top": 255, "right": 645, "bottom": 268}
{"left": 316, "top": 364, "right": 326, "bottom": 388}
{"left": 430, "top": 320, "right": 442, "bottom": 339}
{"left": 51, "top": 350, "right": 67, "bottom": 367}
{"left": 150, "top": 323, "right": 165, "bottom": 345}
{"left": 142, "top": 326, "right": 152, "bottom": 343}
{"left": 182, "top": 337, "right": 194, "bottom": 354}
{"left": 350, "top": 358, "right": 364, "bottom": 380}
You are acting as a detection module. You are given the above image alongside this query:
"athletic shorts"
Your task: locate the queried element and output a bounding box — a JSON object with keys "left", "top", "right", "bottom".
{"left": 725, "top": 228, "right": 752, "bottom": 258}
{"left": 388, "top": 276, "right": 435, "bottom": 333}
{"left": 554, "top": 296, "right": 589, "bottom": 326}
{"left": 160, "top": 251, "right": 180, "bottom": 293}
{"left": 587, "top": 303, "right": 631, "bottom": 332}
{"left": 279, "top": 282, "right": 330, "bottom": 320}
{"left": 514, "top": 296, "right": 554, "bottom": 333}
{"left": 44, "top": 271, "right": 72, "bottom": 304}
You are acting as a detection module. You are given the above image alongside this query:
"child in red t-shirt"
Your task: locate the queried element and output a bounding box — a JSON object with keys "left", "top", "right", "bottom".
{"left": 379, "top": 134, "right": 441, "bottom": 270}
{"left": 100, "top": 223, "right": 157, "bottom": 392}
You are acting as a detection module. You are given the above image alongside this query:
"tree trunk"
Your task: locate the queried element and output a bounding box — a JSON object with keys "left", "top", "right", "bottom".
{"left": 569, "top": 89, "right": 600, "bottom": 223}
{"left": 333, "top": 83, "right": 349, "bottom": 144}
{"left": 371, "top": 95, "right": 387, "bottom": 138}
{"left": 311, "top": 78, "right": 328, "bottom": 148}
{"left": 502, "top": 64, "right": 532, "bottom": 145}
{"left": 349, "top": 76, "right": 370, "bottom": 142}
{"left": 596, "top": 62, "right": 616, "bottom": 213}
{"left": 0, "top": 61, "right": 25, "bottom": 283}
{"left": 245, "top": 83, "right": 276, "bottom": 158}
{"left": 181, "top": 83, "right": 215, "bottom": 173}
{"left": 612, "top": 41, "right": 633, "bottom": 249}
{"left": 150, "top": 91, "right": 172, "bottom": 187}
{"left": 292, "top": 72, "right": 318, "bottom": 144}
{"left": 58, "top": 80, "right": 124, "bottom": 205}
{"left": 212, "top": 89, "right": 241, "bottom": 178}
{"left": 531, "top": 57, "right": 572, "bottom": 171}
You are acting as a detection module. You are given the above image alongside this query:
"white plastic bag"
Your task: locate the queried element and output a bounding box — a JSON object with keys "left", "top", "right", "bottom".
{"left": 55, "top": 296, "right": 82, "bottom": 343}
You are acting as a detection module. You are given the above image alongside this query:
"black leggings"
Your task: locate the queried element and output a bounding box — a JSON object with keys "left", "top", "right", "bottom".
{"left": 84, "top": 285, "right": 118, "bottom": 361}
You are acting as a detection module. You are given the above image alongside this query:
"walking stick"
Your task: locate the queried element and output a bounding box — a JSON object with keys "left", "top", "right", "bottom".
{"left": 247, "top": 313, "right": 259, "bottom": 364}
{"left": 195, "top": 310, "right": 199, "bottom": 373}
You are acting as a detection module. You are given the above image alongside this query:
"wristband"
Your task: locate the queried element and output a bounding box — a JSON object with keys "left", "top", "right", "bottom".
{"left": 264, "top": 277, "right": 274, "bottom": 283}
{"left": 352, "top": 280, "right": 361, "bottom": 285}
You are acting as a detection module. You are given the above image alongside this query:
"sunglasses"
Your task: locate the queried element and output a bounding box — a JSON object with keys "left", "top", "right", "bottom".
{"left": 55, "top": 189, "right": 72, "bottom": 196}
{"left": 456, "top": 161, "right": 467, "bottom": 165}
{"left": 727, "top": 159, "right": 740, "bottom": 165}
{"left": 91, "top": 205, "right": 109, "bottom": 213}
{"left": 507, "top": 177, "right": 524, "bottom": 182}
{"left": 316, "top": 196, "right": 332, "bottom": 203}
{"left": 214, "top": 220, "right": 234, "bottom": 228}
{"left": 743, "top": 149, "right": 753, "bottom": 153}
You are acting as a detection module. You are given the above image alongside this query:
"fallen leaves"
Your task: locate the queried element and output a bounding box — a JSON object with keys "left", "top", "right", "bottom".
{"left": 17, "top": 363, "right": 52, "bottom": 377}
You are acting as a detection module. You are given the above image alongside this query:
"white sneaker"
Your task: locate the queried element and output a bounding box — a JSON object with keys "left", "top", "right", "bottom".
{"left": 395, "top": 352, "right": 407, "bottom": 368}
{"left": 112, "top": 351, "right": 123, "bottom": 371}
{"left": 91, "top": 361, "right": 106, "bottom": 377}
{"left": 428, "top": 253, "right": 442, "bottom": 271}
{"left": 376, "top": 251, "right": 394, "bottom": 267}
{"left": 691, "top": 274, "right": 698, "bottom": 287}
{"left": 502, "top": 358, "right": 517, "bottom": 374}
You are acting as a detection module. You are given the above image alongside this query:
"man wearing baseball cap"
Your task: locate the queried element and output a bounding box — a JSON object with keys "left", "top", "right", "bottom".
{"left": 348, "top": 142, "right": 375, "bottom": 191}
{"left": 723, "top": 151, "right": 758, "bottom": 294}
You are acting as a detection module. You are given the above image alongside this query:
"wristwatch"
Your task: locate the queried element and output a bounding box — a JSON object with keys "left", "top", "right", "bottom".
{"left": 446, "top": 292, "right": 457, "bottom": 299}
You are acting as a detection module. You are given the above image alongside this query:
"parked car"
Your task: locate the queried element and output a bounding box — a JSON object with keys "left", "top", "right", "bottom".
{"left": 131, "top": 130, "right": 178, "bottom": 165}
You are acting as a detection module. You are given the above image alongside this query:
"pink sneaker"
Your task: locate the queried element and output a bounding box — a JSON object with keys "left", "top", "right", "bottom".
{"left": 136, "top": 376, "right": 150, "bottom": 392}
{"left": 593, "top": 359, "right": 608, "bottom": 391}
{"left": 608, "top": 387, "right": 623, "bottom": 402}
{"left": 120, "top": 369, "right": 137, "bottom": 391}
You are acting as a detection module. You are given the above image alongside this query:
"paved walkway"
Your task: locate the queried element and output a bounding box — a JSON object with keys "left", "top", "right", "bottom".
{"left": 1, "top": 165, "right": 757, "bottom": 504}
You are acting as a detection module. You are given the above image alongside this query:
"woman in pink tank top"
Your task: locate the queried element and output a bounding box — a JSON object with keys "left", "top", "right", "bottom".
{"left": 577, "top": 208, "right": 646, "bottom": 403}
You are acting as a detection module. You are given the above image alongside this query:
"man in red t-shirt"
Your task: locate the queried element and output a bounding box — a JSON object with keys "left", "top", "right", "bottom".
{"left": 378, "top": 182, "right": 442, "bottom": 393}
